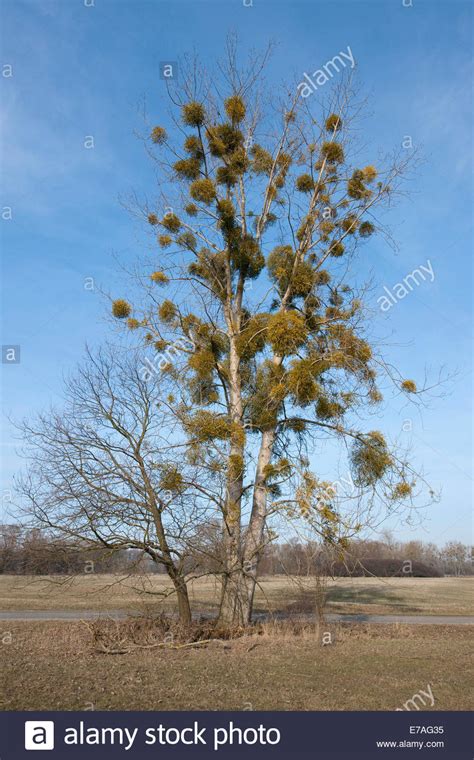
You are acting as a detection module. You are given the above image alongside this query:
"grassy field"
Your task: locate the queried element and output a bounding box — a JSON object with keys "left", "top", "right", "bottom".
{"left": 0, "top": 620, "right": 471, "bottom": 711}
{"left": 1, "top": 575, "right": 472, "bottom": 711}
{"left": 0, "top": 574, "right": 472, "bottom": 616}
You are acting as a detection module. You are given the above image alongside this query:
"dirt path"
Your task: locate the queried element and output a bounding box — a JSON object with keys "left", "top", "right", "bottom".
{"left": 0, "top": 609, "right": 473, "bottom": 625}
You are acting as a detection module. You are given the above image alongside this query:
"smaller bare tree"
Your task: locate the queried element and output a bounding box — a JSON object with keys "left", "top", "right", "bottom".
{"left": 14, "top": 345, "right": 222, "bottom": 626}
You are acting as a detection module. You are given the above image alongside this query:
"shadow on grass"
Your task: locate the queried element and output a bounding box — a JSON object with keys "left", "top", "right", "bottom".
{"left": 268, "top": 584, "right": 425, "bottom": 615}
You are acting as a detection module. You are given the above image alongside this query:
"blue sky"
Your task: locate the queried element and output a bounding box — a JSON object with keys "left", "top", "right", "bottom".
{"left": 1, "top": 0, "right": 472, "bottom": 545}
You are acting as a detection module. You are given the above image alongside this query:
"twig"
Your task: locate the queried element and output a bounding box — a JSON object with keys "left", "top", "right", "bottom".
{"left": 92, "top": 637, "right": 232, "bottom": 655}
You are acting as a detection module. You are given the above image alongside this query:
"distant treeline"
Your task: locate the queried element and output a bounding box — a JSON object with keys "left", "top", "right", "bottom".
{"left": 257, "top": 538, "right": 472, "bottom": 577}
{"left": 0, "top": 526, "right": 136, "bottom": 575}
{"left": 0, "top": 524, "right": 471, "bottom": 577}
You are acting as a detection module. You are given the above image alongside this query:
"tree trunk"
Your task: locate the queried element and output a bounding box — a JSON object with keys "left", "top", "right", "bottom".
{"left": 217, "top": 564, "right": 245, "bottom": 626}
{"left": 242, "top": 428, "right": 276, "bottom": 622}
{"left": 217, "top": 316, "right": 246, "bottom": 627}
{"left": 217, "top": 473, "right": 245, "bottom": 625}
{"left": 149, "top": 506, "right": 192, "bottom": 627}
{"left": 172, "top": 573, "right": 192, "bottom": 627}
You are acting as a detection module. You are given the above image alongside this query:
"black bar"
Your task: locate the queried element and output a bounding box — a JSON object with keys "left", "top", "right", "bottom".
{"left": 0, "top": 711, "right": 471, "bottom": 759}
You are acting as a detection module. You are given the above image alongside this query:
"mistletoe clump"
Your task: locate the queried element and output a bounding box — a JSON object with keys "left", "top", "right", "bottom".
{"left": 321, "top": 141, "right": 344, "bottom": 164}
{"left": 158, "top": 464, "right": 184, "bottom": 494}
{"left": 296, "top": 174, "right": 314, "bottom": 193}
{"left": 267, "top": 246, "right": 315, "bottom": 299}
{"left": 267, "top": 312, "right": 308, "bottom": 355}
{"left": 185, "top": 410, "right": 232, "bottom": 442}
{"left": 158, "top": 300, "right": 177, "bottom": 323}
{"left": 325, "top": 113, "right": 342, "bottom": 131}
{"left": 351, "top": 431, "right": 392, "bottom": 487}
{"left": 158, "top": 234, "right": 172, "bottom": 247}
{"left": 188, "top": 349, "right": 216, "bottom": 379}
{"left": 150, "top": 271, "right": 169, "bottom": 285}
{"left": 225, "top": 94, "right": 246, "bottom": 122}
{"left": 150, "top": 126, "right": 167, "bottom": 144}
{"left": 359, "top": 221, "right": 375, "bottom": 237}
{"left": 161, "top": 213, "right": 181, "bottom": 232}
{"left": 401, "top": 379, "right": 417, "bottom": 393}
{"left": 251, "top": 144, "right": 273, "bottom": 174}
{"left": 190, "top": 178, "right": 216, "bottom": 204}
{"left": 112, "top": 299, "right": 132, "bottom": 319}
{"left": 174, "top": 157, "right": 201, "bottom": 180}
{"left": 286, "top": 359, "right": 321, "bottom": 405}
{"left": 182, "top": 101, "right": 206, "bottom": 127}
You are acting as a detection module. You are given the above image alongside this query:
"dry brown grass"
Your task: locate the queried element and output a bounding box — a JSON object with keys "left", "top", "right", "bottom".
{"left": 0, "top": 574, "right": 472, "bottom": 616}
{"left": 0, "top": 618, "right": 472, "bottom": 711}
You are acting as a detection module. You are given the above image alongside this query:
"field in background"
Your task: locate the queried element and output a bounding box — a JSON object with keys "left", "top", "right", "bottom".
{"left": 0, "top": 574, "right": 472, "bottom": 616}
{"left": 0, "top": 620, "right": 471, "bottom": 711}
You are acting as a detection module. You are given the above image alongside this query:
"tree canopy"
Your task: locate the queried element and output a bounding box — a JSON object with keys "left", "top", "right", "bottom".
{"left": 108, "top": 44, "right": 428, "bottom": 625}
